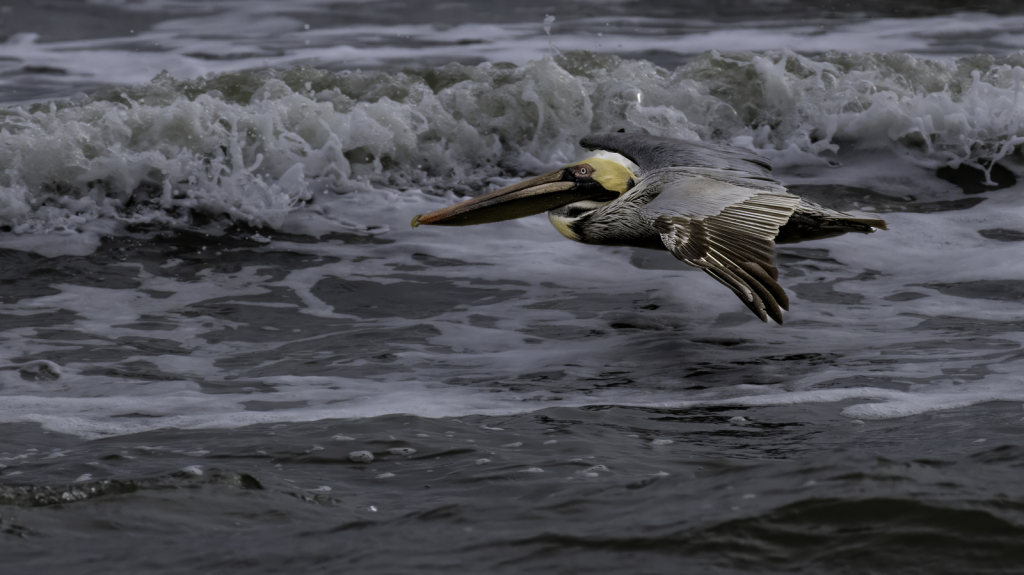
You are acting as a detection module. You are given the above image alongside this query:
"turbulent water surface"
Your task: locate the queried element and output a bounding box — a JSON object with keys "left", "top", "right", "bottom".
{"left": 3, "top": 1, "right": 1024, "bottom": 573}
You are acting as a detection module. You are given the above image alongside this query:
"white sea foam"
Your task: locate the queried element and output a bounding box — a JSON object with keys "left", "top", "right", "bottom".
{"left": 2, "top": 13, "right": 1024, "bottom": 437}
{"left": 2, "top": 48, "right": 1023, "bottom": 246}
{"left": 1, "top": 159, "right": 1022, "bottom": 438}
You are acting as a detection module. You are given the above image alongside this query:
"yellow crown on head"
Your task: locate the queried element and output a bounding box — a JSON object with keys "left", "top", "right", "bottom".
{"left": 570, "top": 158, "right": 634, "bottom": 195}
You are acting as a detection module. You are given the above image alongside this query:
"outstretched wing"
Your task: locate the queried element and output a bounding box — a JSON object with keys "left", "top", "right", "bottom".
{"left": 582, "top": 134, "right": 797, "bottom": 323}
{"left": 644, "top": 171, "right": 799, "bottom": 324}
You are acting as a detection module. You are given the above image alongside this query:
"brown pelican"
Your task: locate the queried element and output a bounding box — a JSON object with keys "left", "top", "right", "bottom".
{"left": 412, "top": 133, "right": 887, "bottom": 324}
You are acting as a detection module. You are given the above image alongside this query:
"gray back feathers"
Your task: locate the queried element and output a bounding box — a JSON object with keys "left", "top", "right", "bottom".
{"left": 579, "top": 133, "right": 776, "bottom": 180}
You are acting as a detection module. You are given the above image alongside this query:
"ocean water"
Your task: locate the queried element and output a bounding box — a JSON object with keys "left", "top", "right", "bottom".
{"left": 3, "top": 1, "right": 1024, "bottom": 573}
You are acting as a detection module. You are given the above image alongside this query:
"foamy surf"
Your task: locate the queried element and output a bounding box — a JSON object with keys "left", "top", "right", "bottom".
{"left": 2, "top": 49, "right": 1023, "bottom": 252}
{"left": 2, "top": 151, "right": 1023, "bottom": 439}
{"left": 5, "top": 5, "right": 1024, "bottom": 573}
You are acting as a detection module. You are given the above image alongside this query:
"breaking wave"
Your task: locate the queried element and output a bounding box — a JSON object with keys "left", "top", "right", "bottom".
{"left": 1, "top": 49, "right": 1023, "bottom": 233}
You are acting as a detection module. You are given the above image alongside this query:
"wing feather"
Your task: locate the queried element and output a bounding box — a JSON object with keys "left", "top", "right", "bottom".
{"left": 582, "top": 133, "right": 799, "bottom": 323}
{"left": 641, "top": 171, "right": 797, "bottom": 324}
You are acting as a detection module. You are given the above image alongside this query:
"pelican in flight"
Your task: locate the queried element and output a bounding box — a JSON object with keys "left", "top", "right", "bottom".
{"left": 412, "top": 133, "right": 887, "bottom": 324}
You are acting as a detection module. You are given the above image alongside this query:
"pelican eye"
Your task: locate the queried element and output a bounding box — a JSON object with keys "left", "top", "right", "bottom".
{"left": 571, "top": 164, "right": 594, "bottom": 178}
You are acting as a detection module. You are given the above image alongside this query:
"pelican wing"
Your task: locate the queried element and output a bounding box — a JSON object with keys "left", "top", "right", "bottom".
{"left": 580, "top": 132, "right": 776, "bottom": 180}
{"left": 581, "top": 133, "right": 798, "bottom": 323}
{"left": 636, "top": 169, "right": 798, "bottom": 323}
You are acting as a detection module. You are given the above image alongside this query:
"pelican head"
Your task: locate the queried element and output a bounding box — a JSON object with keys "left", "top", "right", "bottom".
{"left": 411, "top": 158, "right": 635, "bottom": 229}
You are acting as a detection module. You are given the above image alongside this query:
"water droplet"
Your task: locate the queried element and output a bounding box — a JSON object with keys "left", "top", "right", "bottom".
{"left": 543, "top": 15, "right": 555, "bottom": 35}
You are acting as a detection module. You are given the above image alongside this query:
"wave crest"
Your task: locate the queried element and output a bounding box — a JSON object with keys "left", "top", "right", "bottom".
{"left": 1, "top": 49, "right": 1022, "bottom": 231}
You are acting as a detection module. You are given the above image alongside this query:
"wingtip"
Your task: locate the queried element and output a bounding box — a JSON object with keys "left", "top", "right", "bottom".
{"left": 852, "top": 217, "right": 889, "bottom": 232}
{"left": 735, "top": 261, "right": 788, "bottom": 322}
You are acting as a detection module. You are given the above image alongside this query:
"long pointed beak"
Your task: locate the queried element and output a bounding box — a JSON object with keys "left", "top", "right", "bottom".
{"left": 412, "top": 169, "right": 617, "bottom": 227}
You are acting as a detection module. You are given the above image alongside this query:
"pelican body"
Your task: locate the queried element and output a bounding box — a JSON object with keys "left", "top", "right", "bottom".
{"left": 413, "top": 133, "right": 887, "bottom": 324}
